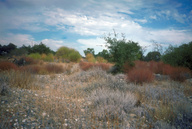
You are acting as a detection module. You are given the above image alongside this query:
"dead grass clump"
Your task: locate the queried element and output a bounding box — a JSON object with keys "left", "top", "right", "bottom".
{"left": 20, "top": 65, "right": 41, "bottom": 74}
{"left": 0, "top": 61, "right": 18, "bottom": 71}
{"left": 2, "top": 70, "right": 39, "bottom": 89}
{"left": 44, "top": 63, "right": 65, "bottom": 74}
{"left": 20, "top": 63, "right": 65, "bottom": 74}
{"left": 127, "top": 68, "right": 154, "bottom": 84}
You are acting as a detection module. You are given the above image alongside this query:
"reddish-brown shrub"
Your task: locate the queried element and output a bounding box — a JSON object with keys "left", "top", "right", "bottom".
{"left": 0, "top": 61, "right": 18, "bottom": 71}
{"left": 123, "top": 62, "right": 135, "bottom": 73}
{"left": 127, "top": 68, "right": 154, "bottom": 85}
{"left": 148, "top": 61, "right": 164, "bottom": 74}
{"left": 79, "top": 62, "right": 94, "bottom": 71}
{"left": 23, "top": 57, "right": 39, "bottom": 65}
{"left": 134, "top": 60, "right": 148, "bottom": 69}
{"left": 168, "top": 67, "right": 191, "bottom": 82}
{"left": 162, "top": 64, "right": 173, "bottom": 75}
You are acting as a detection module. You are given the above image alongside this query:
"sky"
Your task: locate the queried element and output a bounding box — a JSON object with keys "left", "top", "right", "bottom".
{"left": 0, "top": 0, "right": 192, "bottom": 56}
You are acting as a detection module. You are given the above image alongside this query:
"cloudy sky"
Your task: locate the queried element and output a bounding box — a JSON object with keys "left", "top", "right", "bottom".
{"left": 0, "top": 0, "right": 192, "bottom": 56}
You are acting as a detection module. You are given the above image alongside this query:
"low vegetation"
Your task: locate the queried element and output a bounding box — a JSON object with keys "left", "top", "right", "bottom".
{"left": 0, "top": 65, "right": 191, "bottom": 128}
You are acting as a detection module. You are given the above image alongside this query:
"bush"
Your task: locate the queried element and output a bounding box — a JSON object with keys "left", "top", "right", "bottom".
{"left": 168, "top": 67, "right": 191, "bottom": 82}
{"left": 96, "top": 56, "right": 107, "bottom": 63}
{"left": 79, "top": 62, "right": 111, "bottom": 71}
{"left": 28, "top": 53, "right": 41, "bottom": 60}
{"left": 86, "top": 53, "right": 95, "bottom": 62}
{"left": 127, "top": 68, "right": 154, "bottom": 84}
{"left": 0, "top": 61, "right": 18, "bottom": 71}
{"left": 88, "top": 88, "right": 137, "bottom": 122}
{"left": 23, "top": 57, "right": 40, "bottom": 65}
{"left": 56, "top": 46, "right": 81, "bottom": 62}
{"left": 68, "top": 52, "right": 81, "bottom": 62}
{"left": 43, "top": 53, "right": 54, "bottom": 62}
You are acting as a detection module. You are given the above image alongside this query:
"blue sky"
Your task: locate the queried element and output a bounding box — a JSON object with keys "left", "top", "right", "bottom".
{"left": 0, "top": 0, "right": 192, "bottom": 56}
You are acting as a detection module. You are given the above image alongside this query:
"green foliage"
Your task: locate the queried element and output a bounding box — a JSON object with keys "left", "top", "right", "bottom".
{"left": 56, "top": 46, "right": 81, "bottom": 62}
{"left": 145, "top": 51, "right": 161, "bottom": 62}
{"left": 104, "top": 32, "right": 142, "bottom": 73}
{"left": 43, "top": 53, "right": 54, "bottom": 62}
{"left": 97, "top": 49, "right": 111, "bottom": 62}
{"left": 162, "top": 42, "right": 192, "bottom": 70}
{"left": 84, "top": 48, "right": 95, "bottom": 56}
{"left": 28, "top": 53, "right": 41, "bottom": 60}
{"left": 86, "top": 53, "right": 95, "bottom": 62}
{"left": 68, "top": 51, "right": 81, "bottom": 62}
{"left": 9, "top": 47, "right": 28, "bottom": 56}
{"left": 30, "top": 42, "right": 52, "bottom": 54}
{"left": 0, "top": 43, "right": 17, "bottom": 56}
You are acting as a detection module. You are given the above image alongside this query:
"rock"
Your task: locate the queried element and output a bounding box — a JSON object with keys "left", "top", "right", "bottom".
{"left": 154, "top": 74, "right": 170, "bottom": 81}
{"left": 0, "top": 83, "right": 9, "bottom": 96}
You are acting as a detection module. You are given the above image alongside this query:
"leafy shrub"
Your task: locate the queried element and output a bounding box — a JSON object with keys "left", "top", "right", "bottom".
{"left": 28, "top": 53, "right": 41, "bottom": 60}
{"left": 43, "top": 53, "right": 54, "bottom": 62}
{"left": 68, "top": 52, "right": 81, "bottom": 62}
{"left": 86, "top": 53, "right": 95, "bottom": 62}
{"left": 56, "top": 46, "right": 81, "bottom": 62}
{"left": 127, "top": 68, "right": 154, "bottom": 84}
{"left": 0, "top": 61, "right": 18, "bottom": 71}
{"left": 88, "top": 88, "right": 137, "bottom": 122}
{"left": 96, "top": 56, "right": 107, "bottom": 63}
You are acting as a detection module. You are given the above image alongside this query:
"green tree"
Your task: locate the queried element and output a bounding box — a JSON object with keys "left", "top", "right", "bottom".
{"left": 97, "top": 49, "right": 111, "bottom": 61}
{"left": 104, "top": 32, "right": 142, "bottom": 72}
{"left": 162, "top": 42, "right": 192, "bottom": 70}
{"left": 31, "top": 42, "right": 52, "bottom": 54}
{"left": 84, "top": 48, "right": 95, "bottom": 56}
{"left": 145, "top": 51, "right": 161, "bottom": 61}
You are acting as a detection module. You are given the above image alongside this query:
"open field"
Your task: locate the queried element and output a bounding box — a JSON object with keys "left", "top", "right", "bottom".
{"left": 0, "top": 62, "right": 192, "bottom": 129}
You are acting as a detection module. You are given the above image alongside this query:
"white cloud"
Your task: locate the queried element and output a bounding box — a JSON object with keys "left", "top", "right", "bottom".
{"left": 134, "top": 19, "right": 148, "bottom": 24}
{"left": 77, "top": 37, "right": 106, "bottom": 56}
{"left": 150, "top": 15, "right": 157, "bottom": 20}
{"left": 0, "top": 33, "right": 34, "bottom": 47}
{"left": 41, "top": 39, "right": 64, "bottom": 51}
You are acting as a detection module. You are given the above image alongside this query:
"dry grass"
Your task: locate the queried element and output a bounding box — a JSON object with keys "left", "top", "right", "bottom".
{"left": 79, "top": 61, "right": 112, "bottom": 71}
